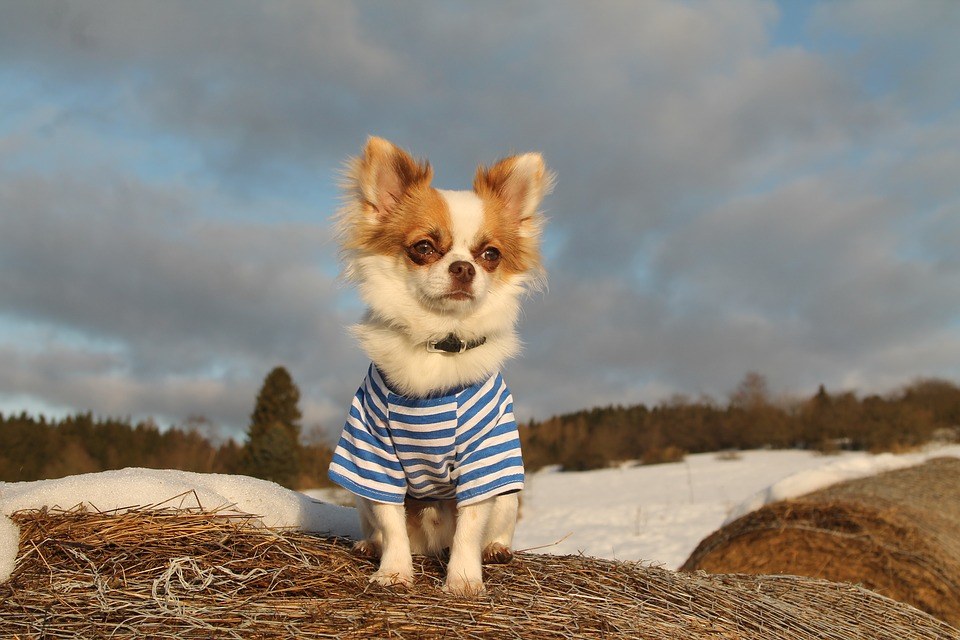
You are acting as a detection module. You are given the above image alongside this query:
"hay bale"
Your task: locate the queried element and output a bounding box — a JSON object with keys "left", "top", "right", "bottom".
{"left": 681, "top": 457, "right": 960, "bottom": 627}
{"left": 1, "top": 506, "right": 956, "bottom": 639}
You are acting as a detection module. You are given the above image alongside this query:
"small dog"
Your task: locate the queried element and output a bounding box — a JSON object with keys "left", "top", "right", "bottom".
{"left": 328, "top": 137, "right": 550, "bottom": 595}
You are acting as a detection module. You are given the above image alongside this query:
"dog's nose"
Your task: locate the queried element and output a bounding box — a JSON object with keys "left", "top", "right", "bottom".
{"left": 449, "top": 261, "right": 476, "bottom": 284}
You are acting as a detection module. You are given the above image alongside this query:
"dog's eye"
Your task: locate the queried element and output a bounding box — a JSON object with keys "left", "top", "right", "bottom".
{"left": 412, "top": 240, "right": 436, "bottom": 256}
{"left": 481, "top": 247, "right": 501, "bottom": 263}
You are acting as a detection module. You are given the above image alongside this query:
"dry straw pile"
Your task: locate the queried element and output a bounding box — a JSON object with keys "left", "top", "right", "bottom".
{"left": 682, "top": 457, "right": 960, "bottom": 628}
{"left": 2, "top": 503, "right": 958, "bottom": 639}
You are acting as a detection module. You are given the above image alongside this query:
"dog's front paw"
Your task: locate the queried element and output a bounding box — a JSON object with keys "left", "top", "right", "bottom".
{"left": 443, "top": 574, "right": 486, "bottom": 597}
{"left": 370, "top": 568, "right": 413, "bottom": 589}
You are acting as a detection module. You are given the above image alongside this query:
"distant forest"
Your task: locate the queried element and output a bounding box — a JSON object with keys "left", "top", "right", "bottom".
{"left": 0, "top": 366, "right": 334, "bottom": 490}
{"left": 0, "top": 411, "right": 336, "bottom": 490}
{"left": 520, "top": 373, "right": 960, "bottom": 472}
{"left": 2, "top": 372, "right": 958, "bottom": 488}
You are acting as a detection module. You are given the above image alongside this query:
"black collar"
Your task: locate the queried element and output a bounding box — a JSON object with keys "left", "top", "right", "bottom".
{"left": 426, "top": 333, "right": 487, "bottom": 354}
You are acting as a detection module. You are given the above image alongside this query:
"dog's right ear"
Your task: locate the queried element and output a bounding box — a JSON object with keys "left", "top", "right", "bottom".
{"left": 350, "top": 137, "right": 433, "bottom": 222}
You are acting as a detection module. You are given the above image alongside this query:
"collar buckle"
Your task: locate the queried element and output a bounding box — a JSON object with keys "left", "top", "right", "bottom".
{"left": 426, "top": 333, "right": 486, "bottom": 354}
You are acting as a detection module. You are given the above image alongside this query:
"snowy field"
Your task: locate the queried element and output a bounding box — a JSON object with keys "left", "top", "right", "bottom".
{"left": 513, "top": 446, "right": 960, "bottom": 568}
{"left": 2, "top": 445, "right": 959, "bottom": 583}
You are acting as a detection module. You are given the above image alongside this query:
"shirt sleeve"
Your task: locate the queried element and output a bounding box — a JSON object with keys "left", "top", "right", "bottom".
{"left": 328, "top": 374, "right": 408, "bottom": 504}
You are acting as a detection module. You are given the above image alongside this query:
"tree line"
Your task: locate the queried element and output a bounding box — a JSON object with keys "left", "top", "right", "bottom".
{"left": 3, "top": 370, "right": 958, "bottom": 486}
{"left": 0, "top": 366, "right": 334, "bottom": 489}
{"left": 519, "top": 373, "right": 960, "bottom": 472}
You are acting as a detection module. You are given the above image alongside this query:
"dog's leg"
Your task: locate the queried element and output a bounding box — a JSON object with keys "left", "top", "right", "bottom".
{"left": 358, "top": 499, "right": 414, "bottom": 587}
{"left": 482, "top": 492, "right": 518, "bottom": 564}
{"left": 443, "top": 498, "right": 494, "bottom": 596}
{"left": 352, "top": 497, "right": 382, "bottom": 559}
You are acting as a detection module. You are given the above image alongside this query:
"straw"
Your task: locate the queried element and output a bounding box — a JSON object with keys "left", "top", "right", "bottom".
{"left": 682, "top": 457, "right": 960, "bottom": 627}
{"left": 2, "top": 503, "right": 956, "bottom": 639}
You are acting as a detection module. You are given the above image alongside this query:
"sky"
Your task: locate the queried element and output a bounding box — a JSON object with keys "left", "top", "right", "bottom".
{"left": 1, "top": 0, "right": 959, "bottom": 441}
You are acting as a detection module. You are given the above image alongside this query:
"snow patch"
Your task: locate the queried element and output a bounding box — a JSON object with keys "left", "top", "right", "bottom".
{"left": 513, "top": 448, "right": 844, "bottom": 568}
{"left": 0, "top": 515, "right": 18, "bottom": 583}
{"left": 724, "top": 446, "right": 960, "bottom": 525}
{"left": 513, "top": 445, "right": 960, "bottom": 569}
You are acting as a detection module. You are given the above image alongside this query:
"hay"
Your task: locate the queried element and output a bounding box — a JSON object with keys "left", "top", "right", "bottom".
{"left": 1, "top": 506, "right": 957, "bottom": 639}
{"left": 682, "top": 457, "right": 960, "bottom": 627}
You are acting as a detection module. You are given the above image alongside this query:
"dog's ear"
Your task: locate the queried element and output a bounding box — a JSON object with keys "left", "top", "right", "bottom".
{"left": 351, "top": 137, "right": 432, "bottom": 222}
{"left": 474, "top": 153, "right": 552, "bottom": 234}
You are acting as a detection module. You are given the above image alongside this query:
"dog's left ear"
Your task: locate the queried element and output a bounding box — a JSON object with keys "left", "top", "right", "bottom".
{"left": 474, "top": 153, "right": 552, "bottom": 235}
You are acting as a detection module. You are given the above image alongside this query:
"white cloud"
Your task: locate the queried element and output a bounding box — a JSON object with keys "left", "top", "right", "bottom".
{"left": 0, "top": 164, "right": 363, "bottom": 434}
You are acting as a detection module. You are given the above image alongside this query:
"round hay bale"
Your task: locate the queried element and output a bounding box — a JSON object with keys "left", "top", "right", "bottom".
{"left": 681, "top": 457, "right": 960, "bottom": 627}
{"left": 1, "top": 506, "right": 957, "bottom": 639}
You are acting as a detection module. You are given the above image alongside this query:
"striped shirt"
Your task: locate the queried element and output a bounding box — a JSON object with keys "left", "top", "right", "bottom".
{"left": 328, "top": 364, "right": 525, "bottom": 506}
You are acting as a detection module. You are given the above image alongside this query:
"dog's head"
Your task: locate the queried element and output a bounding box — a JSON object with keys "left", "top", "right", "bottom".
{"left": 337, "top": 137, "right": 550, "bottom": 336}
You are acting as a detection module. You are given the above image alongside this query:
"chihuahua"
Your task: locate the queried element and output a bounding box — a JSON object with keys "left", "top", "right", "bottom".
{"left": 328, "top": 137, "right": 550, "bottom": 595}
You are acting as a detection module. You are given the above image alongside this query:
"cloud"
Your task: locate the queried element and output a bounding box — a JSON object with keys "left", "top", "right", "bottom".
{"left": 0, "top": 166, "right": 365, "bottom": 431}
{"left": 0, "top": 1, "right": 405, "bottom": 185}
{"left": 0, "top": 342, "right": 253, "bottom": 427}
{"left": 0, "top": 2, "right": 786, "bottom": 185}
{"left": 660, "top": 172, "right": 960, "bottom": 340}
{"left": 810, "top": 0, "right": 960, "bottom": 114}
{"left": 2, "top": 171, "right": 330, "bottom": 361}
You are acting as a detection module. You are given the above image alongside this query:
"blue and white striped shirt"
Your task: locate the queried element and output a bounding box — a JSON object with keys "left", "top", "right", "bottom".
{"left": 328, "top": 364, "right": 525, "bottom": 506}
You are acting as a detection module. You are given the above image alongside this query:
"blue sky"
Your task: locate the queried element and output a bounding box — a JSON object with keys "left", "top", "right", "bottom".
{"left": 1, "top": 0, "right": 959, "bottom": 440}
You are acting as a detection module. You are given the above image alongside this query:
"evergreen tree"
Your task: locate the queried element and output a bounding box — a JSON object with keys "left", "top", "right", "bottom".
{"left": 243, "top": 366, "right": 303, "bottom": 488}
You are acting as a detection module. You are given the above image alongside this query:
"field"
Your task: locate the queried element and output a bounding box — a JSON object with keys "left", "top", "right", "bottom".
{"left": 2, "top": 446, "right": 959, "bottom": 638}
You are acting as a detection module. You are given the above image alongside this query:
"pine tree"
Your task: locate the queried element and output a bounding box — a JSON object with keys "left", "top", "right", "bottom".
{"left": 243, "top": 366, "right": 303, "bottom": 488}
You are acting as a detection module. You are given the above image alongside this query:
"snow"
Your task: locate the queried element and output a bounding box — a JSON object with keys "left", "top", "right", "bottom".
{"left": 513, "top": 445, "right": 960, "bottom": 569}
{"left": 2, "top": 446, "right": 959, "bottom": 583}
{"left": 722, "top": 449, "right": 958, "bottom": 525}
{"left": 0, "top": 515, "right": 17, "bottom": 583}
